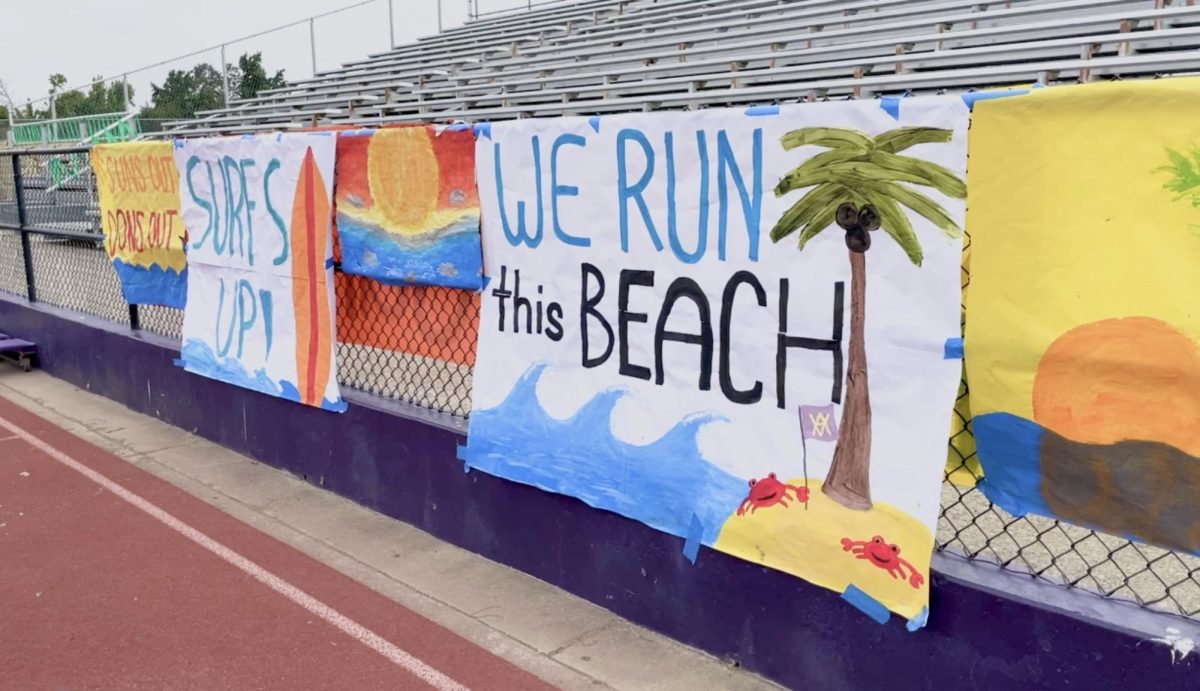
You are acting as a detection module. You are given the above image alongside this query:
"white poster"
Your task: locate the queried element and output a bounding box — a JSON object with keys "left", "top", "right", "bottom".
{"left": 174, "top": 133, "right": 345, "bottom": 412}
{"left": 462, "top": 98, "right": 968, "bottom": 621}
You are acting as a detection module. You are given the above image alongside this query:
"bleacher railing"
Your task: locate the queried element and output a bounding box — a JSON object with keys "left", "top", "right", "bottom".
{"left": 8, "top": 113, "right": 143, "bottom": 148}
{"left": 0, "top": 144, "right": 1197, "bottom": 626}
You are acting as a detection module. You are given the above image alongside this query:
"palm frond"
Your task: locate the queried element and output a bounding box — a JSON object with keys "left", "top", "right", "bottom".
{"left": 856, "top": 190, "right": 923, "bottom": 266}
{"left": 796, "top": 199, "right": 841, "bottom": 251}
{"left": 774, "top": 148, "right": 870, "bottom": 196}
{"left": 776, "top": 159, "right": 964, "bottom": 199}
{"left": 866, "top": 151, "right": 966, "bottom": 199}
{"left": 772, "top": 125, "right": 962, "bottom": 258}
{"left": 857, "top": 179, "right": 962, "bottom": 238}
{"left": 1159, "top": 147, "right": 1200, "bottom": 201}
{"left": 873, "top": 127, "right": 953, "bottom": 154}
{"left": 770, "top": 182, "right": 845, "bottom": 242}
{"left": 780, "top": 127, "right": 873, "bottom": 152}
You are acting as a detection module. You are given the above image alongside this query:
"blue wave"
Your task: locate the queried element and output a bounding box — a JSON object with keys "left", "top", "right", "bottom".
{"left": 338, "top": 213, "right": 483, "bottom": 290}
{"left": 113, "top": 259, "right": 187, "bottom": 308}
{"left": 460, "top": 364, "right": 747, "bottom": 544}
{"left": 181, "top": 338, "right": 281, "bottom": 398}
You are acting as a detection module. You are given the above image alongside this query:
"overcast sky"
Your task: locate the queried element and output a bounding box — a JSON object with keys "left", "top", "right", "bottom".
{"left": 1, "top": 0, "right": 535, "bottom": 110}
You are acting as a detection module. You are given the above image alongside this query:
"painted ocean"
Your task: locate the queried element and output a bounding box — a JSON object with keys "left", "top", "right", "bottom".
{"left": 337, "top": 213, "right": 483, "bottom": 291}
{"left": 459, "top": 363, "right": 747, "bottom": 544}
{"left": 180, "top": 339, "right": 346, "bottom": 412}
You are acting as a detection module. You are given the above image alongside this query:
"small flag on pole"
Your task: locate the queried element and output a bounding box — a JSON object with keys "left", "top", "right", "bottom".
{"left": 799, "top": 404, "right": 839, "bottom": 443}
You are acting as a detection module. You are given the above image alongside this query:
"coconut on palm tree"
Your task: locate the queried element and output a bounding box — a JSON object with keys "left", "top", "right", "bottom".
{"left": 771, "top": 126, "right": 965, "bottom": 510}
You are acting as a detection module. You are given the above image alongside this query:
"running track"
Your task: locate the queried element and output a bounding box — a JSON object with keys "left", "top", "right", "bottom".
{"left": 0, "top": 396, "right": 555, "bottom": 690}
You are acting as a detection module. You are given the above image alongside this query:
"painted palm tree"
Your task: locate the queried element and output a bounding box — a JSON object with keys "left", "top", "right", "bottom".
{"left": 771, "top": 127, "right": 965, "bottom": 510}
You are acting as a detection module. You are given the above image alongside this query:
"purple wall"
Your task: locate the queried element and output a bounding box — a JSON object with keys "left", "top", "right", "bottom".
{"left": 2, "top": 295, "right": 1195, "bottom": 690}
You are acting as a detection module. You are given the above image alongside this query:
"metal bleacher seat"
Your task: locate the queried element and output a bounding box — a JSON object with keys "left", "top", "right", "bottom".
{"left": 162, "top": 0, "right": 1200, "bottom": 136}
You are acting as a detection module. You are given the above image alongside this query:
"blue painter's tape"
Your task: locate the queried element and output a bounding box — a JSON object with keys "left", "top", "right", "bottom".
{"left": 444, "top": 122, "right": 471, "bottom": 133}
{"left": 325, "top": 257, "right": 335, "bottom": 269}
{"left": 456, "top": 443, "right": 472, "bottom": 473}
{"left": 744, "top": 104, "right": 780, "bottom": 117}
{"left": 172, "top": 358, "right": 186, "bottom": 368}
{"left": 683, "top": 514, "right": 704, "bottom": 564}
{"left": 841, "top": 584, "right": 891, "bottom": 625}
{"left": 242, "top": 133, "right": 256, "bottom": 140}
{"left": 587, "top": 115, "right": 601, "bottom": 133}
{"left": 341, "top": 128, "right": 375, "bottom": 138}
{"left": 943, "top": 337, "right": 964, "bottom": 360}
{"left": 906, "top": 606, "right": 929, "bottom": 632}
{"left": 962, "top": 88, "right": 1032, "bottom": 110}
{"left": 481, "top": 275, "right": 492, "bottom": 290}
{"left": 276, "top": 133, "right": 283, "bottom": 142}
{"left": 880, "top": 97, "right": 902, "bottom": 121}
{"left": 307, "top": 131, "right": 334, "bottom": 137}
{"left": 472, "top": 122, "right": 492, "bottom": 139}
{"left": 173, "top": 140, "right": 185, "bottom": 149}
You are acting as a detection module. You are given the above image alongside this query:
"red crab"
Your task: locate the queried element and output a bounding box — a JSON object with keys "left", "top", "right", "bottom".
{"left": 736, "top": 473, "right": 809, "bottom": 516}
{"left": 841, "top": 535, "right": 925, "bottom": 589}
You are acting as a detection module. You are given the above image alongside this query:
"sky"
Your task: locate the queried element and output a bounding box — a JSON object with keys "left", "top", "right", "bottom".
{"left": 0, "top": 0, "right": 537, "bottom": 112}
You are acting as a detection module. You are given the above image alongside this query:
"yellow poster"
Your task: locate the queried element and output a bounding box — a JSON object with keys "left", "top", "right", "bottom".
{"left": 965, "top": 78, "right": 1200, "bottom": 553}
{"left": 91, "top": 142, "right": 187, "bottom": 307}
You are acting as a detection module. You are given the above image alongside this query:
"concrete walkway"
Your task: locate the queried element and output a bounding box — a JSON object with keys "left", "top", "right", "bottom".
{"left": 0, "top": 367, "right": 779, "bottom": 691}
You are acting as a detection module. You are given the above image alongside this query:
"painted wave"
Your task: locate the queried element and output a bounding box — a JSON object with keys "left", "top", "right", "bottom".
{"left": 181, "top": 338, "right": 282, "bottom": 398}
{"left": 337, "top": 213, "right": 484, "bottom": 290}
{"left": 180, "top": 339, "right": 348, "bottom": 412}
{"left": 460, "top": 363, "right": 747, "bottom": 544}
{"left": 113, "top": 259, "right": 187, "bottom": 308}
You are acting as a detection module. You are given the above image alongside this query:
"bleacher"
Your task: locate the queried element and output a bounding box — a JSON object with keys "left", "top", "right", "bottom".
{"left": 154, "top": 0, "right": 1200, "bottom": 135}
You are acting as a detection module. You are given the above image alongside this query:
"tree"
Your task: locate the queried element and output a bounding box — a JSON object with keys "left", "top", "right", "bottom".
{"left": 770, "top": 127, "right": 965, "bottom": 510}
{"left": 53, "top": 77, "right": 129, "bottom": 118}
{"left": 230, "top": 52, "right": 287, "bottom": 101}
{"left": 140, "top": 64, "right": 225, "bottom": 121}
{"left": 140, "top": 52, "right": 286, "bottom": 121}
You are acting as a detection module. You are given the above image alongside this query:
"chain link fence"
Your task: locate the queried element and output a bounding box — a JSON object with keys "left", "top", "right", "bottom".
{"left": 0, "top": 145, "right": 1197, "bottom": 626}
{"left": 3, "top": 0, "right": 394, "bottom": 149}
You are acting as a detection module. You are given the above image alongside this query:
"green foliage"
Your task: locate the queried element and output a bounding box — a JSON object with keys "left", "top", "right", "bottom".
{"left": 770, "top": 126, "right": 965, "bottom": 266}
{"left": 1158, "top": 147, "right": 1200, "bottom": 207}
{"left": 139, "top": 64, "right": 225, "bottom": 121}
{"left": 53, "top": 78, "right": 129, "bottom": 118}
{"left": 139, "top": 52, "right": 286, "bottom": 121}
{"left": 231, "top": 52, "right": 287, "bottom": 101}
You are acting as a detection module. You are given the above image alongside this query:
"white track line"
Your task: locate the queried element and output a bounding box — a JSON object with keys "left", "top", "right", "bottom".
{"left": 0, "top": 415, "right": 469, "bottom": 691}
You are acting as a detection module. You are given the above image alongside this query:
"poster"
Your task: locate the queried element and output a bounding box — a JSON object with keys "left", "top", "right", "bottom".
{"left": 965, "top": 78, "right": 1200, "bottom": 554}
{"left": 174, "top": 133, "right": 345, "bottom": 412}
{"left": 91, "top": 142, "right": 187, "bottom": 307}
{"left": 462, "top": 98, "right": 968, "bottom": 619}
{"left": 334, "top": 126, "right": 483, "bottom": 290}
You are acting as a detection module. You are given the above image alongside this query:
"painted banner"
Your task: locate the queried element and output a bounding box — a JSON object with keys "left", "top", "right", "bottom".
{"left": 174, "top": 133, "right": 345, "bottom": 412}
{"left": 334, "top": 126, "right": 483, "bottom": 290}
{"left": 965, "top": 78, "right": 1200, "bottom": 554}
{"left": 461, "top": 98, "right": 969, "bottom": 620}
{"left": 91, "top": 142, "right": 187, "bottom": 307}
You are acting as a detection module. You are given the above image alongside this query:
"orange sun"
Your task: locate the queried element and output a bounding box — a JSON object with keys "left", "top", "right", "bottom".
{"left": 1032, "top": 317, "right": 1200, "bottom": 455}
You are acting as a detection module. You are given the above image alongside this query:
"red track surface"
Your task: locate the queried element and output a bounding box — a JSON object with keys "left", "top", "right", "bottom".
{"left": 0, "top": 396, "right": 554, "bottom": 691}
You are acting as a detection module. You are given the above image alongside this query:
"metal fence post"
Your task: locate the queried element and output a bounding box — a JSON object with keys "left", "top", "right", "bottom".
{"left": 220, "top": 44, "right": 231, "bottom": 107}
{"left": 128, "top": 303, "right": 140, "bottom": 330}
{"left": 310, "top": 19, "right": 318, "bottom": 75}
{"left": 388, "top": 0, "right": 396, "bottom": 47}
{"left": 123, "top": 75, "right": 133, "bottom": 114}
{"left": 11, "top": 154, "right": 36, "bottom": 302}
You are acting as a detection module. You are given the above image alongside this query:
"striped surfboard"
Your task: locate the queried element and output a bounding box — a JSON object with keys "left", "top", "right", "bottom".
{"left": 290, "top": 147, "right": 333, "bottom": 408}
